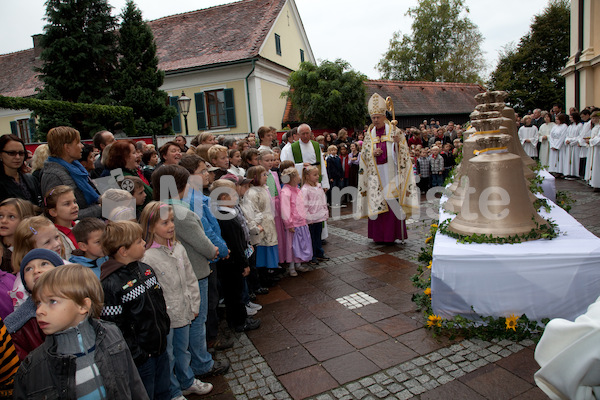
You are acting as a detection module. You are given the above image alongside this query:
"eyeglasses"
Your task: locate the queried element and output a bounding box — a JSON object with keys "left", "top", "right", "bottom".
{"left": 1, "top": 150, "right": 26, "bottom": 157}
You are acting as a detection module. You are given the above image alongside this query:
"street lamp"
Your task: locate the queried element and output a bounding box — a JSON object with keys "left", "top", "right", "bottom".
{"left": 177, "top": 90, "right": 191, "bottom": 136}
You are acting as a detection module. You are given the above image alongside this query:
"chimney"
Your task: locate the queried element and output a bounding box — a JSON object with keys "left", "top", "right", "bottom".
{"left": 32, "top": 34, "right": 43, "bottom": 59}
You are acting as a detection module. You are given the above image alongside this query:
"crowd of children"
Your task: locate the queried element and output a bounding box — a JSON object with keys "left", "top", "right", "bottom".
{"left": 0, "top": 124, "right": 338, "bottom": 399}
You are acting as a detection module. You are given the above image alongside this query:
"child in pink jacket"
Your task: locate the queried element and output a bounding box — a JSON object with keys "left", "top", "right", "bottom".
{"left": 300, "top": 165, "right": 330, "bottom": 266}
{"left": 279, "top": 167, "right": 312, "bottom": 276}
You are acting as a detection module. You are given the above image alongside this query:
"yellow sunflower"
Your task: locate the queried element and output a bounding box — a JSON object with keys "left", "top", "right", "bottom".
{"left": 425, "top": 236, "right": 433, "bottom": 244}
{"left": 427, "top": 314, "right": 442, "bottom": 328}
{"left": 505, "top": 314, "right": 519, "bottom": 331}
{"left": 431, "top": 223, "right": 438, "bottom": 228}
{"left": 426, "top": 261, "right": 432, "bottom": 269}
{"left": 424, "top": 287, "right": 431, "bottom": 296}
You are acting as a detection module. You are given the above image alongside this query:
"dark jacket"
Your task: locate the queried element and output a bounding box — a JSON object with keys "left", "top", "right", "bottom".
{"left": 326, "top": 155, "right": 343, "bottom": 180}
{"left": 13, "top": 318, "right": 149, "bottom": 400}
{"left": 100, "top": 258, "right": 170, "bottom": 367}
{"left": 40, "top": 160, "right": 102, "bottom": 218}
{"left": 0, "top": 172, "right": 41, "bottom": 207}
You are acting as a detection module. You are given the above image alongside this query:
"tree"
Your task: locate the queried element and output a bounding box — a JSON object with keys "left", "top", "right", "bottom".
{"left": 377, "top": 0, "right": 485, "bottom": 83}
{"left": 113, "top": 1, "right": 176, "bottom": 137}
{"left": 37, "top": 0, "right": 118, "bottom": 137}
{"left": 284, "top": 60, "right": 367, "bottom": 131}
{"left": 488, "top": 0, "right": 570, "bottom": 114}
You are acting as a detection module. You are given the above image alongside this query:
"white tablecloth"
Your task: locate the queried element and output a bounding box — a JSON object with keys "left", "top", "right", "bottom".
{"left": 540, "top": 169, "right": 556, "bottom": 202}
{"left": 432, "top": 198, "right": 600, "bottom": 322}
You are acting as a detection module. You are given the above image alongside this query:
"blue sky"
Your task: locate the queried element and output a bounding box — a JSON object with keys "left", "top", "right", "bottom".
{"left": 0, "top": 0, "right": 552, "bottom": 80}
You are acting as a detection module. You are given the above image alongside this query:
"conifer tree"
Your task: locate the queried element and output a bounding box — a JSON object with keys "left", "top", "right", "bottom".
{"left": 37, "top": 0, "right": 118, "bottom": 137}
{"left": 113, "top": 1, "right": 175, "bottom": 137}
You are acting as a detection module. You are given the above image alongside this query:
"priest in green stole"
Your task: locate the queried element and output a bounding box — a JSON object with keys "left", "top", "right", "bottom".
{"left": 356, "top": 93, "right": 419, "bottom": 243}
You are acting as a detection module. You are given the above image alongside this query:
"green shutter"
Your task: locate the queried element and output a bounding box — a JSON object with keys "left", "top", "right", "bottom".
{"left": 195, "top": 92, "right": 207, "bottom": 130}
{"left": 223, "top": 88, "right": 236, "bottom": 128}
{"left": 169, "top": 96, "right": 181, "bottom": 133}
{"left": 275, "top": 34, "right": 281, "bottom": 56}
{"left": 300, "top": 49, "right": 305, "bottom": 62}
{"left": 28, "top": 118, "right": 36, "bottom": 142}
{"left": 10, "top": 121, "right": 17, "bottom": 135}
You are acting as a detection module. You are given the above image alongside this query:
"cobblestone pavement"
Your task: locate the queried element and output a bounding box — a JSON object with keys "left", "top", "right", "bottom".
{"left": 193, "top": 178, "right": 597, "bottom": 400}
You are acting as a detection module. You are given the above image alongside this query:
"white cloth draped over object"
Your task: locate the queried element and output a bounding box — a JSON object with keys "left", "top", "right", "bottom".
{"left": 535, "top": 295, "right": 600, "bottom": 400}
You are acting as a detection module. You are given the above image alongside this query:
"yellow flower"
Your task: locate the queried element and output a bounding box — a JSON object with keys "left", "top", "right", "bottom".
{"left": 424, "top": 287, "right": 431, "bottom": 296}
{"left": 427, "top": 261, "right": 432, "bottom": 269}
{"left": 431, "top": 223, "right": 438, "bottom": 228}
{"left": 505, "top": 314, "right": 519, "bottom": 331}
{"left": 427, "top": 314, "right": 442, "bottom": 328}
{"left": 425, "top": 236, "right": 433, "bottom": 244}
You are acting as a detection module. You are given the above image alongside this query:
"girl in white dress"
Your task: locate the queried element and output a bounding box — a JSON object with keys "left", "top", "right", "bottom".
{"left": 548, "top": 113, "right": 568, "bottom": 174}
{"left": 538, "top": 112, "right": 555, "bottom": 167}
{"left": 562, "top": 113, "right": 583, "bottom": 177}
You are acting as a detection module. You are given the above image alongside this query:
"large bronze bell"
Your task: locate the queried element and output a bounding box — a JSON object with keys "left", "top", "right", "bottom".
{"left": 448, "top": 136, "right": 547, "bottom": 238}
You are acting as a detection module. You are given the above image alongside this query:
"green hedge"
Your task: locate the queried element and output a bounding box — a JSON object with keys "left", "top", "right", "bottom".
{"left": 0, "top": 96, "right": 136, "bottom": 138}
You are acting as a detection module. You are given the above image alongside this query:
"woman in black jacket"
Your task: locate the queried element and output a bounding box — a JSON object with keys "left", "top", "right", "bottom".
{"left": 0, "top": 135, "right": 41, "bottom": 206}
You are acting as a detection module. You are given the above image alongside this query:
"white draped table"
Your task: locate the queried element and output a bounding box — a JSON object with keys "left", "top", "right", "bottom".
{"left": 432, "top": 197, "right": 600, "bottom": 322}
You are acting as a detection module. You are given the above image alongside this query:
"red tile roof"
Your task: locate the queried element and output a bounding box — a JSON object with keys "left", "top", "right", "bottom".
{"left": 283, "top": 80, "right": 486, "bottom": 124}
{"left": 0, "top": 49, "right": 42, "bottom": 98}
{"left": 0, "top": 0, "right": 286, "bottom": 98}
{"left": 148, "top": 0, "right": 285, "bottom": 72}
{"left": 365, "top": 80, "right": 485, "bottom": 116}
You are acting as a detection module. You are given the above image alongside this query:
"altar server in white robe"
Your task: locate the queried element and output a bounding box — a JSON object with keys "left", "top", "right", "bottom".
{"left": 535, "top": 295, "right": 600, "bottom": 400}
{"left": 518, "top": 116, "right": 539, "bottom": 158}
{"left": 588, "top": 112, "right": 600, "bottom": 188}
{"left": 580, "top": 113, "right": 592, "bottom": 181}
{"left": 538, "top": 112, "right": 555, "bottom": 167}
{"left": 548, "top": 113, "right": 568, "bottom": 174}
{"left": 561, "top": 113, "right": 583, "bottom": 177}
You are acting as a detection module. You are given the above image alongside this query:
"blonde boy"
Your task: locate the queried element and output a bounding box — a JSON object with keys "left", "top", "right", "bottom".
{"left": 14, "top": 264, "right": 148, "bottom": 399}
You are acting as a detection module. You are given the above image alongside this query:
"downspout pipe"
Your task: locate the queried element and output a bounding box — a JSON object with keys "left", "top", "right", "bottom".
{"left": 245, "top": 59, "right": 257, "bottom": 133}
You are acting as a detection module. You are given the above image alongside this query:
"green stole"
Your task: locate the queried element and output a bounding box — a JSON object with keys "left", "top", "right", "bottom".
{"left": 266, "top": 172, "right": 279, "bottom": 197}
{"left": 291, "top": 140, "right": 322, "bottom": 182}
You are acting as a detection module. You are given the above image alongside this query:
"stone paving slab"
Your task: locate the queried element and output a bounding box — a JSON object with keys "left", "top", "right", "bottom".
{"left": 196, "top": 178, "right": 596, "bottom": 400}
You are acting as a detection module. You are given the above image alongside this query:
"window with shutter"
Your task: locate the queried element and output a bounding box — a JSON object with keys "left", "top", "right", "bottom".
{"left": 198, "top": 89, "right": 236, "bottom": 130}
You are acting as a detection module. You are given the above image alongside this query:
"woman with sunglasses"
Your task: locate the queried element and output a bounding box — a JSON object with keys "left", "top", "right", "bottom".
{"left": 0, "top": 134, "right": 41, "bottom": 205}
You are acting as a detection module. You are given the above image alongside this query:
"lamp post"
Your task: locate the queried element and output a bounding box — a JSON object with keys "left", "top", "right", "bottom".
{"left": 177, "top": 90, "right": 191, "bottom": 136}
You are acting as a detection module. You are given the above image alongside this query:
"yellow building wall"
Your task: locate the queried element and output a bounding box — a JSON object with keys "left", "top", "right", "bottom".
{"left": 260, "top": 79, "right": 289, "bottom": 129}
{"left": 174, "top": 80, "right": 248, "bottom": 136}
{"left": 260, "top": 1, "right": 306, "bottom": 70}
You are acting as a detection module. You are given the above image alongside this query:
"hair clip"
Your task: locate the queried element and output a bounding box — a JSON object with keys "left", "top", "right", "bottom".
{"left": 281, "top": 174, "right": 290, "bottom": 184}
{"left": 29, "top": 226, "right": 38, "bottom": 235}
{"left": 43, "top": 188, "right": 56, "bottom": 206}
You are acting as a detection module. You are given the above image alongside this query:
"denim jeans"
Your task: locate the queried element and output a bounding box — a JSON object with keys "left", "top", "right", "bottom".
{"left": 189, "top": 278, "right": 214, "bottom": 375}
{"left": 431, "top": 173, "right": 444, "bottom": 187}
{"left": 309, "top": 222, "right": 324, "bottom": 260}
{"left": 167, "top": 325, "right": 195, "bottom": 398}
{"left": 206, "top": 264, "right": 220, "bottom": 341}
{"left": 137, "top": 350, "right": 170, "bottom": 400}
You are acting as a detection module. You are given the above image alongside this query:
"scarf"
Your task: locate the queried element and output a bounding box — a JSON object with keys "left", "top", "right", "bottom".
{"left": 47, "top": 157, "right": 99, "bottom": 205}
{"left": 4, "top": 297, "right": 37, "bottom": 333}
